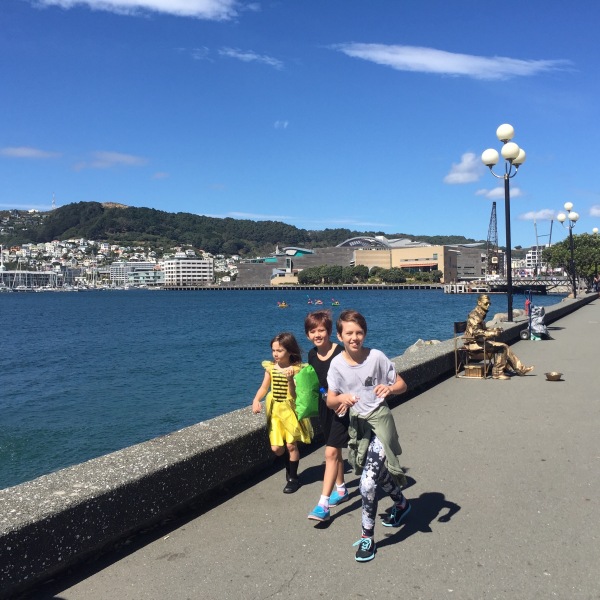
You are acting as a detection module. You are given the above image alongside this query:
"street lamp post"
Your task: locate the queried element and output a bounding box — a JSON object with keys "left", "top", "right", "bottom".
{"left": 556, "top": 203, "right": 579, "bottom": 298}
{"left": 482, "top": 124, "right": 526, "bottom": 322}
{"left": 593, "top": 227, "right": 598, "bottom": 290}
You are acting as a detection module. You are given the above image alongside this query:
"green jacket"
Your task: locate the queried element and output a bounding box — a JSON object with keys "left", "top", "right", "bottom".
{"left": 348, "top": 403, "right": 407, "bottom": 488}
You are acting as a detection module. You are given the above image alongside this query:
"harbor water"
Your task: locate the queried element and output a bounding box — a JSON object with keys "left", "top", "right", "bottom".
{"left": 0, "top": 288, "right": 565, "bottom": 490}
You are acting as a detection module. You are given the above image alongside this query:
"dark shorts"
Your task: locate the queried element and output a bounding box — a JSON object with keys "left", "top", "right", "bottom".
{"left": 318, "top": 398, "right": 349, "bottom": 448}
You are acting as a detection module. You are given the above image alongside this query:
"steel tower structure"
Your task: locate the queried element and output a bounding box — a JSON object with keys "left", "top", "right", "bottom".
{"left": 486, "top": 201, "right": 501, "bottom": 277}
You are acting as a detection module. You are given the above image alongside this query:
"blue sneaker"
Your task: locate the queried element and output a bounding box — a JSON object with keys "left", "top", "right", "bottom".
{"left": 381, "top": 501, "right": 411, "bottom": 527}
{"left": 308, "top": 504, "right": 330, "bottom": 522}
{"left": 353, "top": 537, "right": 376, "bottom": 562}
{"left": 329, "top": 488, "right": 349, "bottom": 506}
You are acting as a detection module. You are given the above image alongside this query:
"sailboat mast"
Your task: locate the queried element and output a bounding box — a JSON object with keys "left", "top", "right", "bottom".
{"left": 534, "top": 219, "right": 539, "bottom": 274}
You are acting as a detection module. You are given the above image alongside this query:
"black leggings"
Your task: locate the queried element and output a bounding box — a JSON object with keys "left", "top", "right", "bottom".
{"left": 359, "top": 435, "right": 405, "bottom": 537}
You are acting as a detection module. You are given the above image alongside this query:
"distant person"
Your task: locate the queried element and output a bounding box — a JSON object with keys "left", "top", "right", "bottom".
{"left": 465, "top": 294, "right": 534, "bottom": 380}
{"left": 593, "top": 274, "right": 600, "bottom": 292}
{"left": 304, "top": 310, "right": 348, "bottom": 522}
{"left": 327, "top": 309, "right": 411, "bottom": 563}
{"left": 251, "top": 332, "right": 313, "bottom": 493}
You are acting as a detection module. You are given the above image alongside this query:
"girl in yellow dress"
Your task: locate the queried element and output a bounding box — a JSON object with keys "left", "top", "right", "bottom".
{"left": 251, "top": 332, "right": 313, "bottom": 493}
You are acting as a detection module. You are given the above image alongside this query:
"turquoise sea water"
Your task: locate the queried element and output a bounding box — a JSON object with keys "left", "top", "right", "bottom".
{"left": 0, "top": 288, "right": 564, "bottom": 489}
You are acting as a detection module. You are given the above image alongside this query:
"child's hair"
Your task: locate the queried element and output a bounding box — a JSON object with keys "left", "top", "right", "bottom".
{"left": 304, "top": 310, "right": 333, "bottom": 335}
{"left": 336, "top": 309, "right": 368, "bottom": 335}
{"left": 271, "top": 332, "right": 303, "bottom": 364}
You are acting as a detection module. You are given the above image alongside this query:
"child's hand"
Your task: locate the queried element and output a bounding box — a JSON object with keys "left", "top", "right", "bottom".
{"left": 252, "top": 399, "right": 262, "bottom": 414}
{"left": 374, "top": 384, "right": 391, "bottom": 398}
{"left": 284, "top": 367, "right": 295, "bottom": 380}
{"left": 336, "top": 393, "right": 358, "bottom": 416}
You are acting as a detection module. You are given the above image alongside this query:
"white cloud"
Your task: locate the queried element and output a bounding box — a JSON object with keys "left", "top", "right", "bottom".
{"left": 475, "top": 187, "right": 523, "bottom": 200}
{"left": 590, "top": 205, "right": 600, "bottom": 217}
{"left": 219, "top": 47, "right": 283, "bottom": 69}
{"left": 0, "top": 146, "right": 61, "bottom": 159}
{"left": 444, "top": 152, "right": 482, "bottom": 184}
{"left": 191, "top": 47, "right": 211, "bottom": 61}
{"left": 519, "top": 209, "right": 556, "bottom": 221}
{"left": 74, "top": 151, "right": 148, "bottom": 170}
{"left": 152, "top": 171, "right": 169, "bottom": 179}
{"left": 334, "top": 44, "right": 571, "bottom": 81}
{"left": 32, "top": 0, "right": 240, "bottom": 20}
{"left": 274, "top": 120, "right": 289, "bottom": 129}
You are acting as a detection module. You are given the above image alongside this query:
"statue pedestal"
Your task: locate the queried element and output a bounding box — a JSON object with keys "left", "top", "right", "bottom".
{"left": 464, "top": 364, "right": 486, "bottom": 378}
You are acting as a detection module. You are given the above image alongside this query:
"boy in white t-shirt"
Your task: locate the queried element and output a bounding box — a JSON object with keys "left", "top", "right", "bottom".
{"left": 327, "top": 309, "right": 411, "bottom": 563}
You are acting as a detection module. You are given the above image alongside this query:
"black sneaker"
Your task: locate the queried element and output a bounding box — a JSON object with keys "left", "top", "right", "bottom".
{"left": 353, "top": 537, "right": 376, "bottom": 562}
{"left": 381, "top": 501, "right": 411, "bottom": 527}
{"left": 283, "top": 478, "right": 299, "bottom": 494}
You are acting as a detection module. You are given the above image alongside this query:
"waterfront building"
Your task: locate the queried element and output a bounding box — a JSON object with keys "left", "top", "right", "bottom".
{"left": 109, "top": 261, "right": 157, "bottom": 286}
{"left": 445, "top": 244, "right": 495, "bottom": 281}
{"left": 128, "top": 264, "right": 164, "bottom": 287}
{"left": 353, "top": 245, "right": 458, "bottom": 283}
{"left": 525, "top": 245, "right": 548, "bottom": 274}
{"left": 109, "top": 261, "right": 130, "bottom": 285}
{"left": 0, "top": 270, "right": 59, "bottom": 289}
{"left": 163, "top": 258, "right": 214, "bottom": 287}
{"left": 336, "top": 235, "right": 430, "bottom": 249}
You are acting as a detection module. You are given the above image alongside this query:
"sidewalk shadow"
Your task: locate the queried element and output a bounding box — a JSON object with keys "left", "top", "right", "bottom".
{"left": 377, "top": 491, "right": 461, "bottom": 548}
{"left": 299, "top": 459, "right": 359, "bottom": 487}
{"left": 299, "top": 463, "right": 327, "bottom": 486}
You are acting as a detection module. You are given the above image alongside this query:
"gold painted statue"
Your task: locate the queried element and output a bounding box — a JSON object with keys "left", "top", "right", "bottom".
{"left": 465, "top": 294, "right": 534, "bottom": 380}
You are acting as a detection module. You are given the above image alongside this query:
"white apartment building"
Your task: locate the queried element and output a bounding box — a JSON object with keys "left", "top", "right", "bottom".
{"left": 110, "top": 261, "right": 156, "bottom": 285}
{"left": 525, "top": 245, "right": 549, "bottom": 273}
{"left": 109, "top": 261, "right": 129, "bottom": 285}
{"left": 163, "top": 258, "right": 214, "bottom": 287}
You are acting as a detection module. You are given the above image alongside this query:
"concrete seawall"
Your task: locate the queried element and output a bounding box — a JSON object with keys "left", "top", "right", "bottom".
{"left": 1, "top": 294, "right": 595, "bottom": 598}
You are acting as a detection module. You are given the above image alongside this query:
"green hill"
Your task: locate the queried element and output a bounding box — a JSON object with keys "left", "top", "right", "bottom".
{"left": 1, "top": 202, "right": 483, "bottom": 256}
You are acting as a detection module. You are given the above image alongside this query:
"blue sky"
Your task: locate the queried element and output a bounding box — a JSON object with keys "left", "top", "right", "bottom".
{"left": 2, "top": 0, "right": 600, "bottom": 248}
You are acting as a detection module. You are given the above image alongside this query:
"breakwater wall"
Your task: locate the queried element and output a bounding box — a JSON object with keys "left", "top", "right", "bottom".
{"left": 1, "top": 294, "right": 596, "bottom": 598}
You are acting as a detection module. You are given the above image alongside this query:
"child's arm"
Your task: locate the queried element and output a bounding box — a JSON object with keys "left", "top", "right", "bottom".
{"left": 373, "top": 372, "right": 407, "bottom": 399}
{"left": 285, "top": 367, "right": 297, "bottom": 400}
{"left": 252, "top": 371, "right": 271, "bottom": 414}
{"left": 326, "top": 389, "right": 357, "bottom": 415}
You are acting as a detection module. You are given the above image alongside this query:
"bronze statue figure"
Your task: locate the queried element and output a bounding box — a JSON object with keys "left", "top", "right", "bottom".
{"left": 465, "top": 294, "right": 534, "bottom": 380}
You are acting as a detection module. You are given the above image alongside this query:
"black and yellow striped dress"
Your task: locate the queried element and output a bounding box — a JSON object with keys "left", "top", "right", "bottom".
{"left": 262, "top": 361, "right": 313, "bottom": 446}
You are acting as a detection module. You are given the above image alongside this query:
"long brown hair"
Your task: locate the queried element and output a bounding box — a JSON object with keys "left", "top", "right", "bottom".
{"left": 271, "top": 332, "right": 303, "bottom": 365}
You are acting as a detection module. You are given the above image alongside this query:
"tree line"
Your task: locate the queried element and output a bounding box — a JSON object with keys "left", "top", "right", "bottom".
{"left": 298, "top": 265, "right": 443, "bottom": 285}
{"left": 543, "top": 232, "right": 600, "bottom": 288}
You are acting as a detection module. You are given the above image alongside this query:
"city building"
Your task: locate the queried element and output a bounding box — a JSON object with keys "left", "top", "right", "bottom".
{"left": 525, "top": 245, "right": 549, "bottom": 274}
{"left": 128, "top": 263, "right": 164, "bottom": 287}
{"left": 110, "top": 261, "right": 157, "bottom": 286}
{"left": 446, "top": 244, "right": 489, "bottom": 281}
{"left": 163, "top": 258, "right": 214, "bottom": 287}
{"left": 353, "top": 245, "right": 457, "bottom": 283}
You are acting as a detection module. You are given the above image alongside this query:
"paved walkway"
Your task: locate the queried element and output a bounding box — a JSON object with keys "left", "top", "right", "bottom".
{"left": 34, "top": 300, "right": 599, "bottom": 600}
